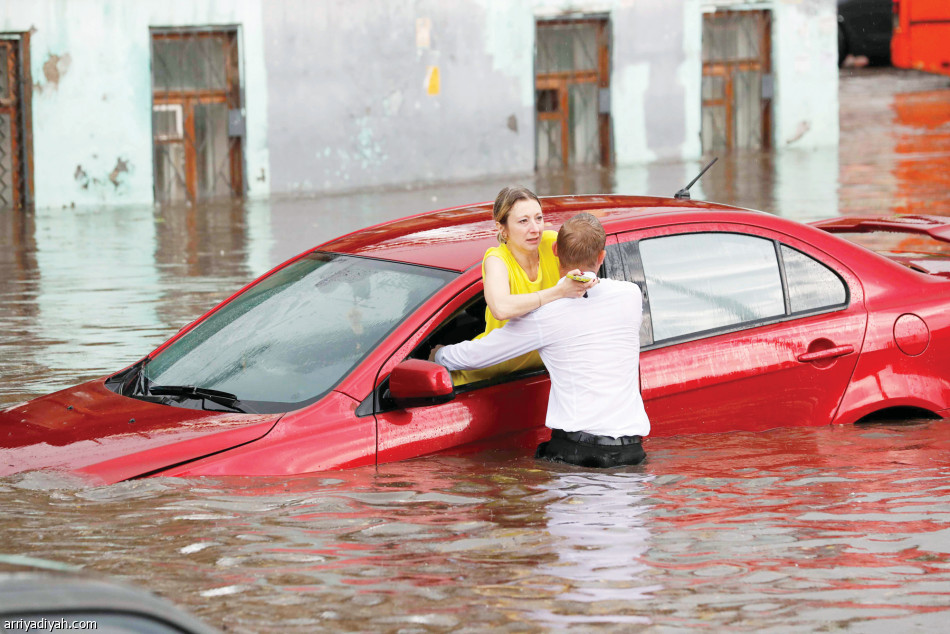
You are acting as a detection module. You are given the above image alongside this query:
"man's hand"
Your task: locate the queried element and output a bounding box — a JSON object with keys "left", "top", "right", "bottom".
{"left": 558, "top": 270, "right": 598, "bottom": 298}
{"left": 428, "top": 344, "right": 446, "bottom": 362}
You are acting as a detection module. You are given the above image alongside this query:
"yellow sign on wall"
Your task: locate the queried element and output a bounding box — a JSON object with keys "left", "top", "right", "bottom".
{"left": 426, "top": 66, "right": 440, "bottom": 96}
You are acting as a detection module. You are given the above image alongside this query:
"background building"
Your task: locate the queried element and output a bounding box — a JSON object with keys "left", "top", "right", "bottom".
{"left": 0, "top": 0, "right": 837, "bottom": 210}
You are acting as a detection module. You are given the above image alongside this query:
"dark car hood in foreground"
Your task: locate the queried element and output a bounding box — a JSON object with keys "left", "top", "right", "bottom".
{"left": 0, "top": 380, "right": 280, "bottom": 484}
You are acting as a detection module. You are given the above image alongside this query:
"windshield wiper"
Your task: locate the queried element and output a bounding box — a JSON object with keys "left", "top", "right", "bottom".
{"left": 147, "top": 385, "right": 252, "bottom": 414}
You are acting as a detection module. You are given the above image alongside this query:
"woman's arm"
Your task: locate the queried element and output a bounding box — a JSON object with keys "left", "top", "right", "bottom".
{"left": 483, "top": 255, "right": 594, "bottom": 321}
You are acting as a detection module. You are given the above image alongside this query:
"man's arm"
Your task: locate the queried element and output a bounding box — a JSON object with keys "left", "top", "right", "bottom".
{"left": 434, "top": 315, "right": 543, "bottom": 371}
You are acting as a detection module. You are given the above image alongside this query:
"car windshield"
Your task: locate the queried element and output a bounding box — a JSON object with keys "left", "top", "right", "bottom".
{"left": 143, "top": 252, "right": 456, "bottom": 412}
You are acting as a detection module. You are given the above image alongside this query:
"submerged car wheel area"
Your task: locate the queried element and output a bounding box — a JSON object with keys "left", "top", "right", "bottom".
{"left": 2, "top": 197, "right": 949, "bottom": 483}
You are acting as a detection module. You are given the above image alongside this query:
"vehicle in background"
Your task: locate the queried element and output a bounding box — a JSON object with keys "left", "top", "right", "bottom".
{"left": 892, "top": 0, "right": 950, "bottom": 77}
{"left": 838, "top": 0, "right": 893, "bottom": 66}
{"left": 0, "top": 573, "right": 218, "bottom": 633}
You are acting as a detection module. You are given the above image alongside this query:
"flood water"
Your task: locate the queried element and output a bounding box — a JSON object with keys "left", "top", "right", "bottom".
{"left": 1, "top": 68, "right": 950, "bottom": 631}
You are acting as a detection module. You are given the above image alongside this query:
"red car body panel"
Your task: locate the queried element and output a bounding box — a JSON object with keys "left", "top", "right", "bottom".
{"left": 0, "top": 380, "right": 278, "bottom": 482}
{"left": 158, "top": 391, "right": 373, "bottom": 478}
{"left": 2, "top": 196, "right": 950, "bottom": 483}
{"left": 621, "top": 220, "right": 869, "bottom": 435}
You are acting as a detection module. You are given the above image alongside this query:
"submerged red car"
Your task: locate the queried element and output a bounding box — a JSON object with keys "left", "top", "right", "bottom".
{"left": 2, "top": 196, "right": 949, "bottom": 484}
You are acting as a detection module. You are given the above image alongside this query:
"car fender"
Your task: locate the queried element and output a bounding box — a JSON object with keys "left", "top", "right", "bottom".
{"left": 155, "top": 390, "right": 373, "bottom": 477}
{"left": 832, "top": 293, "right": 950, "bottom": 424}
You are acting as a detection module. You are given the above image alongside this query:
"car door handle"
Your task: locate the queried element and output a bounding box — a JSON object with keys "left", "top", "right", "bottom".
{"left": 797, "top": 345, "right": 854, "bottom": 362}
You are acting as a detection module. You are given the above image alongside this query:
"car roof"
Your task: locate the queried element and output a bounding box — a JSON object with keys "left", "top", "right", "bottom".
{"left": 318, "top": 195, "right": 764, "bottom": 272}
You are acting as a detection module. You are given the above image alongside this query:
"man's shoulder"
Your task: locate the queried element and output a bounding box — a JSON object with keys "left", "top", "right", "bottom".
{"left": 597, "top": 278, "right": 642, "bottom": 297}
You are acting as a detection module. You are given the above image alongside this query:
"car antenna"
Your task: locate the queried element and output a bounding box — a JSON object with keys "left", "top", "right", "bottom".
{"left": 674, "top": 157, "right": 718, "bottom": 200}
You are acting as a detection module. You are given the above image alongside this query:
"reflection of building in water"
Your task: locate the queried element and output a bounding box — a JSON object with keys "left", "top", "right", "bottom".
{"left": 31, "top": 206, "right": 161, "bottom": 376}
{"left": 531, "top": 472, "right": 659, "bottom": 627}
{"left": 2, "top": 0, "right": 838, "bottom": 210}
{"left": 0, "top": 209, "right": 40, "bottom": 401}
{"left": 893, "top": 90, "right": 950, "bottom": 217}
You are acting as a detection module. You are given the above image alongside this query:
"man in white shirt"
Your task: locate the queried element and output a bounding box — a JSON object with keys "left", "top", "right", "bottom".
{"left": 434, "top": 213, "right": 650, "bottom": 467}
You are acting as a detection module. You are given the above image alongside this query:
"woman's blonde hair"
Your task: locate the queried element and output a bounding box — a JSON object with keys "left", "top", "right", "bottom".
{"left": 493, "top": 186, "right": 541, "bottom": 244}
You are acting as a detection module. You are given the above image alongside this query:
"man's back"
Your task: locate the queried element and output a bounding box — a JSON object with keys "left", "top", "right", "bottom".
{"left": 528, "top": 278, "right": 649, "bottom": 437}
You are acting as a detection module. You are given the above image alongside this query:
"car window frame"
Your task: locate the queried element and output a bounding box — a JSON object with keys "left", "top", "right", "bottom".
{"left": 615, "top": 226, "right": 852, "bottom": 351}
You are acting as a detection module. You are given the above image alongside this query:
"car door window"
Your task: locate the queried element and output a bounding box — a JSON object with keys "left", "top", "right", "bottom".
{"left": 781, "top": 245, "right": 848, "bottom": 313}
{"left": 639, "top": 233, "right": 785, "bottom": 342}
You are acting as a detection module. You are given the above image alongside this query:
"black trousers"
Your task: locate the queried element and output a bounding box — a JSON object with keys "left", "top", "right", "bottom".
{"left": 535, "top": 428, "right": 646, "bottom": 468}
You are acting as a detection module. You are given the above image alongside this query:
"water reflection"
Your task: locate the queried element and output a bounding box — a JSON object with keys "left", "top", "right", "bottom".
{"left": 893, "top": 89, "right": 950, "bottom": 217}
{"left": 1, "top": 423, "right": 949, "bottom": 631}
{"left": 530, "top": 471, "right": 656, "bottom": 627}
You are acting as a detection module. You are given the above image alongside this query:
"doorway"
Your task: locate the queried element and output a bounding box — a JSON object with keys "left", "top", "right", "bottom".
{"left": 0, "top": 34, "right": 32, "bottom": 210}
{"left": 535, "top": 17, "right": 611, "bottom": 168}
{"left": 151, "top": 28, "right": 245, "bottom": 204}
{"left": 701, "top": 10, "right": 773, "bottom": 153}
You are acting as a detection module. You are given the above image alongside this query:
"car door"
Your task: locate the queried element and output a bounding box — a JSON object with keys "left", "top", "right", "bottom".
{"left": 616, "top": 223, "right": 868, "bottom": 436}
{"left": 369, "top": 281, "right": 551, "bottom": 464}
{"left": 370, "top": 236, "right": 625, "bottom": 463}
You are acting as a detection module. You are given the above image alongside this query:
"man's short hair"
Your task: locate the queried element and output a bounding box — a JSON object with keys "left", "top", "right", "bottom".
{"left": 556, "top": 213, "right": 606, "bottom": 270}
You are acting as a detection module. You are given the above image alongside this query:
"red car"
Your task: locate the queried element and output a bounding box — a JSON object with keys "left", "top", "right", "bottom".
{"left": 3, "top": 196, "right": 949, "bottom": 484}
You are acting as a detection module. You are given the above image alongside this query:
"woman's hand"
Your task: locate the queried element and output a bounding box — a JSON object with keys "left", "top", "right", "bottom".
{"left": 555, "top": 270, "right": 598, "bottom": 299}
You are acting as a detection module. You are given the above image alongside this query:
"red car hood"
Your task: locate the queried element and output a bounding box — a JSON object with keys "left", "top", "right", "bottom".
{"left": 0, "top": 379, "right": 280, "bottom": 484}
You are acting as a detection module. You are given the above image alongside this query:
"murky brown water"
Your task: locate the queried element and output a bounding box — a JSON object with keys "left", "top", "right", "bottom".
{"left": 1, "top": 68, "right": 950, "bottom": 631}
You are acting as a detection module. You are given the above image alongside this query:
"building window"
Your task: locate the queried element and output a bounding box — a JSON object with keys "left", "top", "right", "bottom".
{"left": 0, "top": 33, "right": 33, "bottom": 210}
{"left": 150, "top": 28, "right": 245, "bottom": 204}
{"left": 535, "top": 18, "right": 611, "bottom": 169}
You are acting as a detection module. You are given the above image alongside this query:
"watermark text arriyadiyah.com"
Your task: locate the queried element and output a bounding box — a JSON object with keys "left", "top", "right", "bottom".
{"left": 3, "top": 618, "right": 98, "bottom": 631}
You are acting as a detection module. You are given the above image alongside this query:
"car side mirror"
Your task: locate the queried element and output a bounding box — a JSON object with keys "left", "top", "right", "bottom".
{"left": 389, "top": 359, "right": 455, "bottom": 408}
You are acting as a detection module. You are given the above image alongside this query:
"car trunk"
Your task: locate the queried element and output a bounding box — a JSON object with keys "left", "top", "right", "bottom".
{"left": 812, "top": 215, "right": 950, "bottom": 279}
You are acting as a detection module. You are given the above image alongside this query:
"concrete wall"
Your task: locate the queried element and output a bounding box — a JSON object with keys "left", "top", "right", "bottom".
{"left": 263, "top": 0, "right": 697, "bottom": 195}
{"left": 262, "top": 0, "right": 534, "bottom": 195}
{"left": 1, "top": 0, "right": 270, "bottom": 209}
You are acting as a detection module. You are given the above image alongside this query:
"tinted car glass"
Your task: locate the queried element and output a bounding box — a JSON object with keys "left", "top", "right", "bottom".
{"left": 640, "top": 233, "right": 785, "bottom": 341}
{"left": 781, "top": 245, "right": 847, "bottom": 313}
{"left": 145, "top": 253, "right": 455, "bottom": 411}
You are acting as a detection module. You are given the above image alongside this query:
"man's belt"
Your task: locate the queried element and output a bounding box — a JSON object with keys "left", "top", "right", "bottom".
{"left": 552, "top": 428, "right": 643, "bottom": 446}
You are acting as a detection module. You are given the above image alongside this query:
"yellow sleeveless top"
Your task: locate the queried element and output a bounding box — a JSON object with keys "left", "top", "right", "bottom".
{"left": 453, "top": 230, "right": 560, "bottom": 385}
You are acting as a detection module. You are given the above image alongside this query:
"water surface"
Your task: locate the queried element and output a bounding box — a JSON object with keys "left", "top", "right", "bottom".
{"left": 1, "top": 68, "right": 949, "bottom": 631}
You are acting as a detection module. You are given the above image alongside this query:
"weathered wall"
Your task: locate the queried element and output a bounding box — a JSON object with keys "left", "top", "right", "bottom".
{"left": 1, "top": 0, "right": 269, "bottom": 209}
{"left": 262, "top": 0, "right": 697, "bottom": 195}
{"left": 262, "top": 0, "right": 535, "bottom": 195}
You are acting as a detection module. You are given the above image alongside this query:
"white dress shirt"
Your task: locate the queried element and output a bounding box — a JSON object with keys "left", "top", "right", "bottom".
{"left": 435, "top": 274, "right": 650, "bottom": 438}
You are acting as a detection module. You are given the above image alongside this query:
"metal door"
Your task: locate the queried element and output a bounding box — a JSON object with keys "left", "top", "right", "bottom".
{"left": 151, "top": 29, "right": 244, "bottom": 205}
{"left": 701, "top": 10, "right": 772, "bottom": 153}
{"left": 0, "top": 35, "right": 32, "bottom": 210}
{"left": 536, "top": 18, "right": 611, "bottom": 168}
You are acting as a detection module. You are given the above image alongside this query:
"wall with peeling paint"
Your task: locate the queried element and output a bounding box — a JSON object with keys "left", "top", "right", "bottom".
{"left": 261, "top": 0, "right": 535, "bottom": 195}
{"left": 1, "top": 0, "right": 269, "bottom": 209}
{"left": 262, "top": 0, "right": 701, "bottom": 195}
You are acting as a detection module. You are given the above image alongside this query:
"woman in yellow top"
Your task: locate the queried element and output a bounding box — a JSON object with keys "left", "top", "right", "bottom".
{"left": 453, "top": 186, "right": 596, "bottom": 385}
